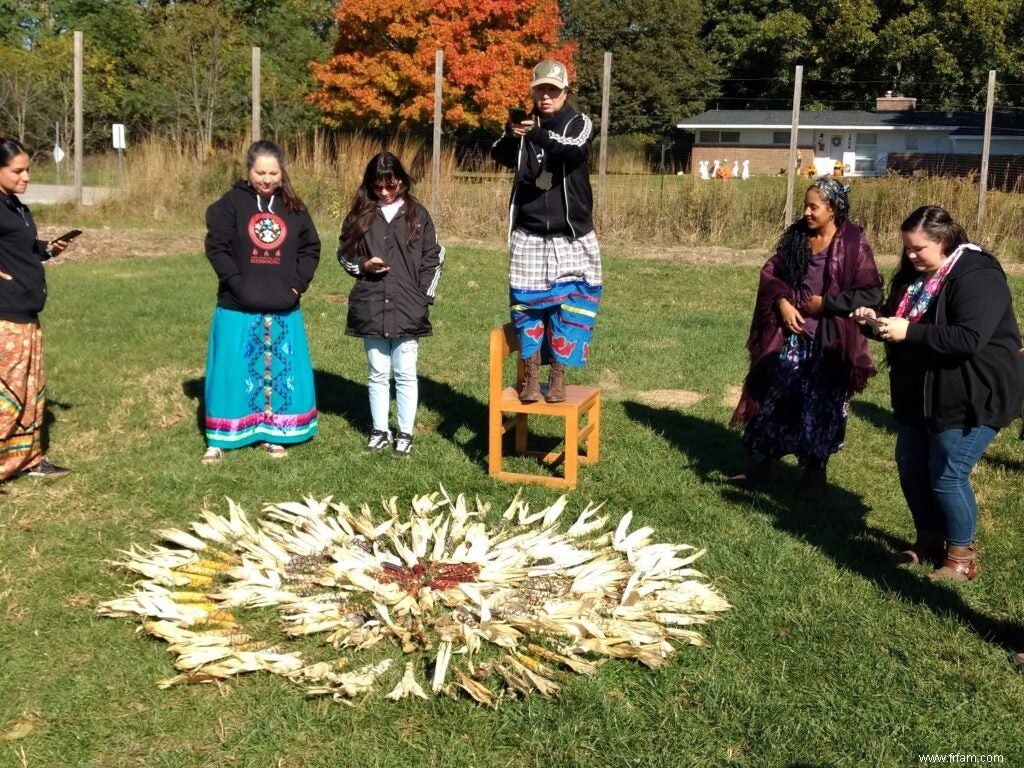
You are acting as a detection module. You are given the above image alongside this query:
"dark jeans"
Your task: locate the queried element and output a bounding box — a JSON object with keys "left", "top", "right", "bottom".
{"left": 894, "top": 425, "right": 997, "bottom": 546}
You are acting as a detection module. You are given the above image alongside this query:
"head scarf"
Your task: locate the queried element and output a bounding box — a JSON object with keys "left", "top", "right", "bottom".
{"left": 810, "top": 176, "right": 851, "bottom": 223}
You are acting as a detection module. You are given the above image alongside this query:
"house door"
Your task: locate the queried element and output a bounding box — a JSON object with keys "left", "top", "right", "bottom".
{"left": 829, "top": 134, "right": 845, "bottom": 163}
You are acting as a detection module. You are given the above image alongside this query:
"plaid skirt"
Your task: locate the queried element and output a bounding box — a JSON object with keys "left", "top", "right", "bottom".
{"left": 0, "top": 319, "right": 45, "bottom": 480}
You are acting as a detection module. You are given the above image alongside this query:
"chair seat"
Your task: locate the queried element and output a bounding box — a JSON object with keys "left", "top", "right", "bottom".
{"left": 497, "top": 384, "right": 600, "bottom": 414}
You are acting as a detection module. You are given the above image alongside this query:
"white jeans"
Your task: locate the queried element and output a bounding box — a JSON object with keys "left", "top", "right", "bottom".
{"left": 364, "top": 337, "right": 419, "bottom": 434}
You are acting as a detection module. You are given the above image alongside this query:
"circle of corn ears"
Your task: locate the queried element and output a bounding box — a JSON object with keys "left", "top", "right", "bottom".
{"left": 98, "top": 487, "right": 731, "bottom": 707}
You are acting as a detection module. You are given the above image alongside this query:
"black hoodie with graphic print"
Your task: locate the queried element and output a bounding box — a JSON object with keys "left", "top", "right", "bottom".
{"left": 205, "top": 180, "right": 321, "bottom": 313}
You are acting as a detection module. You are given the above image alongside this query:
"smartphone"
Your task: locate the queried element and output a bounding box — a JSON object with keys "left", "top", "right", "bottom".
{"left": 55, "top": 229, "right": 83, "bottom": 242}
{"left": 508, "top": 107, "right": 530, "bottom": 123}
{"left": 863, "top": 315, "right": 881, "bottom": 331}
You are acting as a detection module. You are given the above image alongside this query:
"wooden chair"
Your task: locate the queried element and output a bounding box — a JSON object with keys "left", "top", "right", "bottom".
{"left": 488, "top": 323, "right": 600, "bottom": 489}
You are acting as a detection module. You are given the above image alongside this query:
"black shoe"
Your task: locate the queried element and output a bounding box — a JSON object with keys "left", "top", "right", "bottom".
{"left": 364, "top": 429, "right": 392, "bottom": 453}
{"left": 25, "top": 458, "right": 72, "bottom": 478}
{"left": 393, "top": 432, "right": 413, "bottom": 457}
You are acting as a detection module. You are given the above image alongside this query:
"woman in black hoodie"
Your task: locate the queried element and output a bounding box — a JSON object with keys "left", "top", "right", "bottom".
{"left": 0, "top": 137, "right": 74, "bottom": 481}
{"left": 201, "top": 141, "right": 321, "bottom": 463}
{"left": 853, "top": 206, "right": 1024, "bottom": 581}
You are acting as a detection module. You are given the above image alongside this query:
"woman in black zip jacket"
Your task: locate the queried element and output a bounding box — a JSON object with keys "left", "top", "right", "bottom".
{"left": 853, "top": 205, "right": 1024, "bottom": 581}
{"left": 0, "top": 137, "right": 74, "bottom": 481}
{"left": 337, "top": 152, "right": 444, "bottom": 457}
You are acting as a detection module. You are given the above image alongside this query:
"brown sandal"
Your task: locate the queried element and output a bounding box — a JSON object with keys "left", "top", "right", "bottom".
{"left": 928, "top": 545, "right": 977, "bottom": 582}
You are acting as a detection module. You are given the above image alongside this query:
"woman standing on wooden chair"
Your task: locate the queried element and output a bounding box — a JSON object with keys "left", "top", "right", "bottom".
{"left": 491, "top": 59, "right": 602, "bottom": 404}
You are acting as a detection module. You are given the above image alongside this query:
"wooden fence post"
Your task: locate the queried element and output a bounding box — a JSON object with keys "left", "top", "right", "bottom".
{"left": 977, "top": 69, "right": 996, "bottom": 232}
{"left": 784, "top": 65, "right": 804, "bottom": 226}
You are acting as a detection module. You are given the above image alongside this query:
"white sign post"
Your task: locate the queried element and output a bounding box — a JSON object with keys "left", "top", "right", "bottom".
{"left": 112, "top": 123, "right": 126, "bottom": 189}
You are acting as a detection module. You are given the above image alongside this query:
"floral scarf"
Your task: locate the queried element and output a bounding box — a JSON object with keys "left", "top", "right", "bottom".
{"left": 895, "top": 243, "right": 980, "bottom": 323}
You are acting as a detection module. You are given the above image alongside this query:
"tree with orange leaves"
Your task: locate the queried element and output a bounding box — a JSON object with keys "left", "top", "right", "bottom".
{"left": 309, "top": 0, "right": 575, "bottom": 131}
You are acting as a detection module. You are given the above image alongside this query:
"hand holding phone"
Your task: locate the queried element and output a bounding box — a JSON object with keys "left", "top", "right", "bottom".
{"left": 508, "top": 107, "right": 530, "bottom": 124}
{"left": 54, "top": 229, "right": 83, "bottom": 243}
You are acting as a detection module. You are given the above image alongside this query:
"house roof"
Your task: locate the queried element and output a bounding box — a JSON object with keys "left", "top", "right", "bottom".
{"left": 676, "top": 109, "right": 1024, "bottom": 133}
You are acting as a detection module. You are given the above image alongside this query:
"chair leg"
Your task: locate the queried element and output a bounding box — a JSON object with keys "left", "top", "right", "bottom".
{"left": 586, "top": 399, "right": 600, "bottom": 462}
{"left": 488, "top": 400, "right": 503, "bottom": 477}
{"left": 564, "top": 413, "right": 579, "bottom": 488}
{"left": 514, "top": 414, "right": 528, "bottom": 456}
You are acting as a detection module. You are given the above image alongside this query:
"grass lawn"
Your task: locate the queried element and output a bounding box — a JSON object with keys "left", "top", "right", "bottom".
{"left": 1, "top": 242, "right": 1023, "bottom": 768}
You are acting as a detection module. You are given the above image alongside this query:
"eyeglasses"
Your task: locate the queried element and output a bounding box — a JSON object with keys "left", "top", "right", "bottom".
{"left": 373, "top": 180, "right": 401, "bottom": 192}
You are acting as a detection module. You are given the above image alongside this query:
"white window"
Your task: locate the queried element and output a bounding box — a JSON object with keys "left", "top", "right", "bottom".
{"left": 856, "top": 132, "right": 878, "bottom": 147}
{"left": 698, "top": 130, "right": 740, "bottom": 144}
{"left": 773, "top": 131, "right": 791, "bottom": 145}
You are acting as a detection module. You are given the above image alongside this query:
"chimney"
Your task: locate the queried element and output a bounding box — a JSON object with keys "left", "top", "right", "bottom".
{"left": 876, "top": 91, "right": 916, "bottom": 111}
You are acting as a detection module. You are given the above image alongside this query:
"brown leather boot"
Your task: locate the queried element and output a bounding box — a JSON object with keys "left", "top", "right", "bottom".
{"left": 545, "top": 361, "right": 566, "bottom": 403}
{"left": 519, "top": 351, "right": 542, "bottom": 403}
{"left": 892, "top": 530, "right": 946, "bottom": 567}
{"left": 928, "top": 543, "right": 977, "bottom": 582}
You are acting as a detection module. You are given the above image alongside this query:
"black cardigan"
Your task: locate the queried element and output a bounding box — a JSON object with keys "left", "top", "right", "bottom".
{"left": 883, "top": 250, "right": 1024, "bottom": 430}
{"left": 0, "top": 193, "right": 52, "bottom": 322}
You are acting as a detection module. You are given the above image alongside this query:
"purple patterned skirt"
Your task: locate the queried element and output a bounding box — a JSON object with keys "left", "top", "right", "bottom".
{"left": 742, "top": 333, "right": 850, "bottom": 467}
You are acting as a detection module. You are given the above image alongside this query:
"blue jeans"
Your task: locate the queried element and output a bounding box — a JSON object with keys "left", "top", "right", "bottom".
{"left": 894, "top": 425, "right": 997, "bottom": 546}
{"left": 364, "top": 337, "right": 418, "bottom": 435}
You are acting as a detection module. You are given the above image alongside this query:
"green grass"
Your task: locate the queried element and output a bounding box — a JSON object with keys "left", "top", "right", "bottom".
{"left": 1, "top": 245, "right": 1023, "bottom": 767}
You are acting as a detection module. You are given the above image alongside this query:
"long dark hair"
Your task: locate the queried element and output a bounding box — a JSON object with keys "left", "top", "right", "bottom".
{"left": 884, "top": 205, "right": 972, "bottom": 313}
{"left": 246, "top": 140, "right": 304, "bottom": 213}
{"left": 339, "top": 152, "right": 421, "bottom": 259}
{"left": 775, "top": 178, "right": 850, "bottom": 288}
{"left": 0, "top": 137, "right": 29, "bottom": 170}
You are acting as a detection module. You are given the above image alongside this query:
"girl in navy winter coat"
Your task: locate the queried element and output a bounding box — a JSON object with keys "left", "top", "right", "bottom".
{"left": 337, "top": 152, "right": 444, "bottom": 457}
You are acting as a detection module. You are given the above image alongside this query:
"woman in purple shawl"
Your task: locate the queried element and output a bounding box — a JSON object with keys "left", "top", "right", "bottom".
{"left": 730, "top": 178, "right": 882, "bottom": 497}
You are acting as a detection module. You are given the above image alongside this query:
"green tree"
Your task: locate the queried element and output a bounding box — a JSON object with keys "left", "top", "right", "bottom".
{"left": 701, "top": 0, "right": 1019, "bottom": 113}
{"left": 244, "top": 0, "right": 335, "bottom": 137}
{"left": 129, "top": 0, "right": 251, "bottom": 148}
{"left": 563, "top": 0, "right": 718, "bottom": 137}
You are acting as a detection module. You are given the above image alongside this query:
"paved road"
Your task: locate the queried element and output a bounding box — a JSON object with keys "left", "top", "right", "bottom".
{"left": 21, "top": 184, "right": 114, "bottom": 206}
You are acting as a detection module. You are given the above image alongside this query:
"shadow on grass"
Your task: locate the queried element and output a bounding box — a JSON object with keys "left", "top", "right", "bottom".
{"left": 184, "top": 371, "right": 489, "bottom": 465}
{"left": 182, "top": 378, "right": 204, "bottom": 436}
{"left": 623, "top": 400, "right": 1024, "bottom": 657}
{"left": 419, "top": 375, "right": 487, "bottom": 463}
{"left": 849, "top": 399, "right": 896, "bottom": 435}
{"left": 41, "top": 397, "right": 72, "bottom": 456}
{"left": 183, "top": 371, "right": 368, "bottom": 437}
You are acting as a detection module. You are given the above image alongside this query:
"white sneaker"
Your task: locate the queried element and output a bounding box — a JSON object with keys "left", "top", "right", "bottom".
{"left": 393, "top": 432, "right": 413, "bottom": 457}
{"left": 365, "top": 429, "right": 392, "bottom": 453}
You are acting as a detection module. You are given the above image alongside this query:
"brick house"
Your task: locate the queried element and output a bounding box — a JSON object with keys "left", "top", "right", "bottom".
{"left": 675, "top": 94, "right": 1024, "bottom": 181}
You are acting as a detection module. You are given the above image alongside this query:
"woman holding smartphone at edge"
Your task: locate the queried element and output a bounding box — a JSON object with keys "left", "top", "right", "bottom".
{"left": 852, "top": 205, "right": 1024, "bottom": 581}
{"left": 490, "top": 59, "right": 602, "bottom": 404}
{"left": 0, "top": 137, "right": 75, "bottom": 481}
